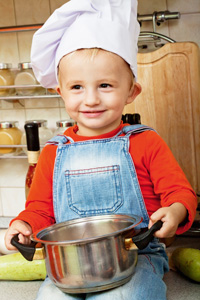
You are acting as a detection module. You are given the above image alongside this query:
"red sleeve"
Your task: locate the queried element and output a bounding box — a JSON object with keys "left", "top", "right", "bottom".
{"left": 130, "top": 130, "right": 197, "bottom": 235}
{"left": 10, "top": 144, "right": 57, "bottom": 232}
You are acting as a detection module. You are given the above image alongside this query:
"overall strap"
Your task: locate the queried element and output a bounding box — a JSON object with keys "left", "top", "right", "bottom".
{"left": 45, "top": 134, "right": 74, "bottom": 146}
{"left": 122, "top": 124, "right": 156, "bottom": 137}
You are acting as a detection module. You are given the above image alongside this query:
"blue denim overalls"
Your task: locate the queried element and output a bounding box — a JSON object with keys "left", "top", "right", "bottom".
{"left": 36, "top": 125, "right": 169, "bottom": 300}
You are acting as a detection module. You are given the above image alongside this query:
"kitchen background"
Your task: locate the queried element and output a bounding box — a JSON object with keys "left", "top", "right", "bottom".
{"left": 0, "top": 0, "right": 200, "bottom": 223}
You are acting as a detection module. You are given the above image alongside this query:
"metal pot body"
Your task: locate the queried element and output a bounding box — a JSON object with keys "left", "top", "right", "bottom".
{"left": 32, "top": 214, "right": 142, "bottom": 293}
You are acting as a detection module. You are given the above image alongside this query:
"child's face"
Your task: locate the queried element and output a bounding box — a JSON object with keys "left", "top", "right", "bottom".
{"left": 56, "top": 49, "right": 141, "bottom": 136}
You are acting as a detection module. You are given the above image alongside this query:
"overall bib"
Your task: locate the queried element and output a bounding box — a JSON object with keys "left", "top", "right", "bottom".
{"left": 36, "top": 125, "right": 169, "bottom": 300}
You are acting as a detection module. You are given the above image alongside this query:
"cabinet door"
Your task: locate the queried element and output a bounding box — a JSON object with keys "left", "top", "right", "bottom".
{"left": 123, "top": 42, "right": 200, "bottom": 192}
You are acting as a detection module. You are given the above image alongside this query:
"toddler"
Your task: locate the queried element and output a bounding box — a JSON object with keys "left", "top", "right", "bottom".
{"left": 5, "top": 1, "right": 197, "bottom": 299}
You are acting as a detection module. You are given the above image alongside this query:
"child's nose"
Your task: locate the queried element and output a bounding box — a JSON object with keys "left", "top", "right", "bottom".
{"left": 84, "top": 88, "right": 100, "bottom": 106}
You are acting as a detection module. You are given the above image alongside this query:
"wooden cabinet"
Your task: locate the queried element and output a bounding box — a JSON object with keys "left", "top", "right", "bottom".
{"left": 124, "top": 42, "right": 200, "bottom": 193}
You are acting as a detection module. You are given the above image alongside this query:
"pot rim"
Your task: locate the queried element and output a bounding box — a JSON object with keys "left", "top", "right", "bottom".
{"left": 31, "top": 214, "right": 143, "bottom": 246}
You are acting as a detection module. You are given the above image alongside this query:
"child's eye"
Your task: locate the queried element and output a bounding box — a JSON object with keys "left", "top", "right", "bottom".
{"left": 100, "top": 83, "right": 111, "bottom": 88}
{"left": 72, "top": 85, "right": 82, "bottom": 90}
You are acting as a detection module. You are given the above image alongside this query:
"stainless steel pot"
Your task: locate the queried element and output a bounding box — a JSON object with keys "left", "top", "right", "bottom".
{"left": 11, "top": 214, "right": 162, "bottom": 293}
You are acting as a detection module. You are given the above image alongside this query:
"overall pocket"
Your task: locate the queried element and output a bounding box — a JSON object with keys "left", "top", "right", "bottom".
{"left": 65, "top": 165, "right": 123, "bottom": 217}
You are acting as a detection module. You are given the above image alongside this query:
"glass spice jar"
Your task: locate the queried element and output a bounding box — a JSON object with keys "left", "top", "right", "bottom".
{"left": 47, "top": 88, "right": 58, "bottom": 95}
{"left": 0, "top": 121, "right": 22, "bottom": 156}
{"left": 0, "top": 63, "right": 15, "bottom": 96}
{"left": 14, "top": 62, "right": 45, "bottom": 96}
{"left": 21, "top": 119, "right": 53, "bottom": 154}
{"left": 54, "top": 119, "right": 75, "bottom": 135}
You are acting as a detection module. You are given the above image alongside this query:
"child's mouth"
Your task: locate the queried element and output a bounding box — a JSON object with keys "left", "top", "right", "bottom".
{"left": 81, "top": 110, "right": 106, "bottom": 118}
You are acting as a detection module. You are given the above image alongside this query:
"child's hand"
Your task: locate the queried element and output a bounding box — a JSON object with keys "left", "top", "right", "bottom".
{"left": 148, "top": 203, "right": 188, "bottom": 238}
{"left": 5, "top": 220, "right": 32, "bottom": 251}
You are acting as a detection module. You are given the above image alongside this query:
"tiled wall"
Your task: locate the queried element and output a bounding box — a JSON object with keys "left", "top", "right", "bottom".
{"left": 0, "top": 0, "right": 200, "bottom": 219}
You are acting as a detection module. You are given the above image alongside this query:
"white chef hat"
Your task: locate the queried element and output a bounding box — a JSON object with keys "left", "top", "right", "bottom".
{"left": 31, "top": 0, "right": 140, "bottom": 88}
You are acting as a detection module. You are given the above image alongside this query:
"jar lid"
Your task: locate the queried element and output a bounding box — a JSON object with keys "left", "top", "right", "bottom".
{"left": 0, "top": 121, "right": 19, "bottom": 128}
{"left": 25, "top": 119, "right": 47, "bottom": 127}
{"left": 56, "top": 119, "right": 75, "bottom": 127}
{"left": 18, "top": 62, "right": 32, "bottom": 70}
{"left": 0, "top": 63, "right": 12, "bottom": 70}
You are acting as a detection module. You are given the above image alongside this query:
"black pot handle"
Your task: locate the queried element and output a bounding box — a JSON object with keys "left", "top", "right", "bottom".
{"left": 132, "top": 220, "right": 163, "bottom": 250}
{"left": 11, "top": 234, "right": 37, "bottom": 261}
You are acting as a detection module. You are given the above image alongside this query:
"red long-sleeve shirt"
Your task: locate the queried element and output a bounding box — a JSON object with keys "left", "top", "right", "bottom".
{"left": 12, "top": 123, "right": 197, "bottom": 234}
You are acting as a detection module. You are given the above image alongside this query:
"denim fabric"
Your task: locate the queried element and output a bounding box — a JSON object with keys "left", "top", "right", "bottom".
{"left": 52, "top": 125, "right": 154, "bottom": 228}
{"left": 36, "top": 125, "right": 169, "bottom": 300}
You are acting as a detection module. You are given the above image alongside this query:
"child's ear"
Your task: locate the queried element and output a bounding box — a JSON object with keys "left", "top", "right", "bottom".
{"left": 126, "top": 82, "right": 142, "bottom": 105}
{"left": 56, "top": 85, "right": 61, "bottom": 95}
